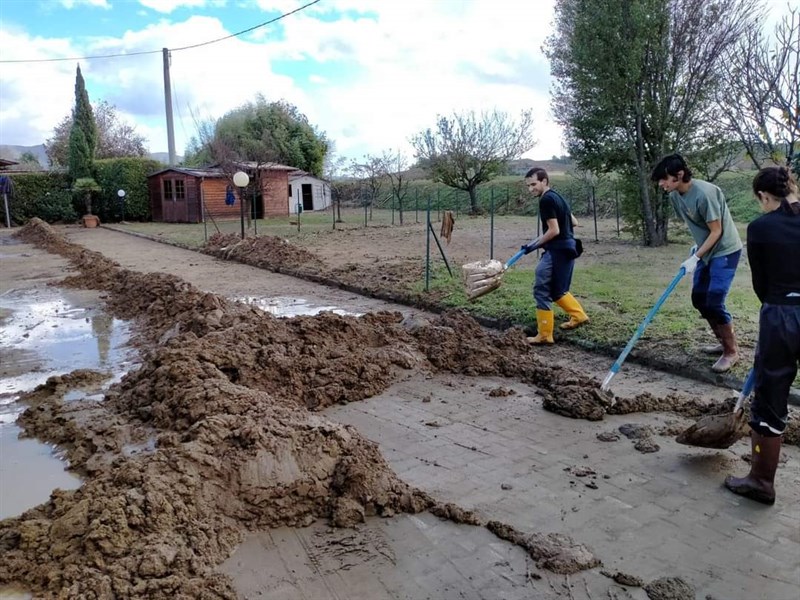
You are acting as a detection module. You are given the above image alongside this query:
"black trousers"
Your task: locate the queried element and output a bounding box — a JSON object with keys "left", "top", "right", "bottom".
{"left": 750, "top": 304, "right": 800, "bottom": 437}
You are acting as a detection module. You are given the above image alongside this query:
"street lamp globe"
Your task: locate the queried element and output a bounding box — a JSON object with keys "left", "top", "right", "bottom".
{"left": 233, "top": 171, "right": 249, "bottom": 188}
{"left": 233, "top": 171, "right": 250, "bottom": 239}
{"left": 117, "top": 189, "right": 126, "bottom": 199}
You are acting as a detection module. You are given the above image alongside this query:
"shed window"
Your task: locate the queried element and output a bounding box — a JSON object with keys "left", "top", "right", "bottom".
{"left": 163, "top": 179, "right": 186, "bottom": 201}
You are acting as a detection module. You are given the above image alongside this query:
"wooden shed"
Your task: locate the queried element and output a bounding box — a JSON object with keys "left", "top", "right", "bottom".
{"left": 288, "top": 171, "right": 331, "bottom": 213}
{"left": 148, "top": 163, "right": 297, "bottom": 223}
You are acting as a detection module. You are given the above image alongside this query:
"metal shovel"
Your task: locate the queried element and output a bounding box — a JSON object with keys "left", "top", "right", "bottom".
{"left": 600, "top": 266, "right": 687, "bottom": 392}
{"left": 675, "top": 368, "right": 755, "bottom": 449}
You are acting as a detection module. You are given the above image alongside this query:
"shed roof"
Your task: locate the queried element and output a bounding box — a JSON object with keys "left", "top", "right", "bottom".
{"left": 148, "top": 167, "right": 226, "bottom": 178}
{"left": 288, "top": 170, "right": 330, "bottom": 183}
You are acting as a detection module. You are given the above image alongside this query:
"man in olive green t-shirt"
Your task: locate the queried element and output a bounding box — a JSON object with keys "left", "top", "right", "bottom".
{"left": 651, "top": 154, "right": 743, "bottom": 373}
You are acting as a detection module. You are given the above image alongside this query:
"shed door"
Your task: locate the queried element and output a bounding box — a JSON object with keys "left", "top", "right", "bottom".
{"left": 301, "top": 184, "right": 313, "bottom": 211}
{"left": 162, "top": 179, "right": 188, "bottom": 222}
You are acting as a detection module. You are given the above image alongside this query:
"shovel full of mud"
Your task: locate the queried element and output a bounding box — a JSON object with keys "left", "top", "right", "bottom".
{"left": 676, "top": 368, "right": 755, "bottom": 449}
{"left": 463, "top": 249, "right": 526, "bottom": 301}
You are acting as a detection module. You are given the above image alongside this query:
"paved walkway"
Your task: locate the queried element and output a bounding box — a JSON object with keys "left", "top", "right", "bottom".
{"left": 324, "top": 373, "right": 799, "bottom": 600}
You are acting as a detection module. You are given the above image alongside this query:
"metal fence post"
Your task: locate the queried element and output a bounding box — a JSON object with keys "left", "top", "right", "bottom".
{"left": 616, "top": 190, "right": 620, "bottom": 237}
{"left": 490, "top": 186, "right": 495, "bottom": 260}
{"left": 592, "top": 185, "right": 598, "bottom": 242}
{"left": 425, "top": 194, "right": 432, "bottom": 291}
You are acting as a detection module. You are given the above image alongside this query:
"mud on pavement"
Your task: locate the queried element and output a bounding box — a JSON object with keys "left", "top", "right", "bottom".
{"left": 2, "top": 220, "right": 793, "bottom": 598}
{"left": 2, "top": 220, "right": 608, "bottom": 598}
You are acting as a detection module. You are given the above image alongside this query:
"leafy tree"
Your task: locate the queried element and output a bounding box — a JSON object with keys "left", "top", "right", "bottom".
{"left": 18, "top": 152, "right": 42, "bottom": 169}
{"left": 546, "top": 0, "right": 756, "bottom": 246}
{"left": 411, "top": 109, "right": 535, "bottom": 214}
{"left": 718, "top": 6, "right": 799, "bottom": 170}
{"left": 46, "top": 100, "right": 149, "bottom": 167}
{"left": 184, "top": 96, "right": 328, "bottom": 176}
{"left": 68, "top": 65, "right": 97, "bottom": 180}
{"left": 350, "top": 154, "right": 389, "bottom": 219}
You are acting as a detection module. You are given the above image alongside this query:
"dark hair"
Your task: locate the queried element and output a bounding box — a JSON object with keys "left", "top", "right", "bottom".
{"left": 753, "top": 166, "right": 800, "bottom": 215}
{"left": 650, "top": 154, "right": 692, "bottom": 182}
{"left": 525, "top": 167, "right": 548, "bottom": 183}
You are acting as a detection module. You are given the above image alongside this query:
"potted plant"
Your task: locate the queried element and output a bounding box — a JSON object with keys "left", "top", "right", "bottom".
{"left": 73, "top": 177, "right": 102, "bottom": 227}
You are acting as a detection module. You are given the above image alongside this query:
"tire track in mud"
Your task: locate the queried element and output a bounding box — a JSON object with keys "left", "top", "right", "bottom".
{"left": 7, "top": 219, "right": 787, "bottom": 598}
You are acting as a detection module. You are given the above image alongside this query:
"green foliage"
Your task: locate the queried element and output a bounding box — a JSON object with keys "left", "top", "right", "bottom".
{"left": 73, "top": 177, "right": 102, "bottom": 215}
{"left": 0, "top": 172, "right": 76, "bottom": 225}
{"left": 68, "top": 65, "right": 98, "bottom": 180}
{"left": 546, "top": 0, "right": 757, "bottom": 246}
{"left": 93, "top": 157, "right": 162, "bottom": 222}
{"left": 185, "top": 96, "right": 328, "bottom": 176}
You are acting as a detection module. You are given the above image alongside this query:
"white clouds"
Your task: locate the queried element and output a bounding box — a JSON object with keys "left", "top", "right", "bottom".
{"left": 60, "top": 0, "right": 110, "bottom": 8}
{"left": 136, "top": 0, "right": 214, "bottom": 14}
{"left": 0, "top": 0, "right": 564, "bottom": 160}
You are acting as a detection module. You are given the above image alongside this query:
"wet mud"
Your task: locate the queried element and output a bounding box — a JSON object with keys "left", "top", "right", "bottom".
{"left": 2, "top": 220, "right": 615, "bottom": 598}
{"left": 486, "top": 521, "right": 601, "bottom": 575}
{"left": 644, "top": 576, "right": 695, "bottom": 600}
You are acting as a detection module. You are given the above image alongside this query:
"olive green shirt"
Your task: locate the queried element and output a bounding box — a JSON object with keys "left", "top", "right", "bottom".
{"left": 670, "top": 179, "right": 742, "bottom": 262}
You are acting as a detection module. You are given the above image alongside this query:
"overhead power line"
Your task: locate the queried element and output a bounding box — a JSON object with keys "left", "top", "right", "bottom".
{"left": 0, "top": 0, "right": 322, "bottom": 64}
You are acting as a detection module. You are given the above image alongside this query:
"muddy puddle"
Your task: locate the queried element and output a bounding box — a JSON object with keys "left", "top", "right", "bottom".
{"left": 0, "top": 286, "right": 137, "bottom": 521}
{"left": 234, "top": 295, "right": 360, "bottom": 318}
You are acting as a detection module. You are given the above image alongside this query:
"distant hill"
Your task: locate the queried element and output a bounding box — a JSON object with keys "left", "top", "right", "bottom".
{"left": 0, "top": 144, "right": 179, "bottom": 167}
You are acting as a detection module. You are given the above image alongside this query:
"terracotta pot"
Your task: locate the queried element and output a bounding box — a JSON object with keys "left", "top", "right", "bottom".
{"left": 82, "top": 215, "right": 100, "bottom": 228}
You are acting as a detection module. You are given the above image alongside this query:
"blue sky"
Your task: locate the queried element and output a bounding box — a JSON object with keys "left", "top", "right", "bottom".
{"left": 0, "top": 0, "right": 792, "bottom": 166}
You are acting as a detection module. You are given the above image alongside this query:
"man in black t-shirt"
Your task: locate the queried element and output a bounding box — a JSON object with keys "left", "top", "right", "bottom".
{"left": 521, "top": 168, "right": 589, "bottom": 344}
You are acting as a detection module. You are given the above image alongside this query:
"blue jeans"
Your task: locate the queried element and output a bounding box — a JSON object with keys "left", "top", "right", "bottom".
{"left": 533, "top": 250, "right": 575, "bottom": 309}
{"left": 691, "top": 250, "right": 741, "bottom": 325}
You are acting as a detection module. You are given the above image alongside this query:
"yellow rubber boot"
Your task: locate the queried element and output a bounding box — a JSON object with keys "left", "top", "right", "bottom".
{"left": 527, "top": 309, "right": 555, "bottom": 344}
{"left": 555, "top": 292, "right": 589, "bottom": 330}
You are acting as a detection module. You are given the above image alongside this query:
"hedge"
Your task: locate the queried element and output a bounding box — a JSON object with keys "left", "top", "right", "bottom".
{"left": 92, "top": 157, "right": 163, "bottom": 222}
{"left": 0, "top": 172, "right": 76, "bottom": 225}
{"left": 0, "top": 157, "right": 163, "bottom": 226}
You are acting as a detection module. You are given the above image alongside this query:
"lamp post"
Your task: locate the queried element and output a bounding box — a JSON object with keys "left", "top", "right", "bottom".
{"left": 233, "top": 171, "right": 249, "bottom": 240}
{"left": 117, "top": 189, "right": 126, "bottom": 222}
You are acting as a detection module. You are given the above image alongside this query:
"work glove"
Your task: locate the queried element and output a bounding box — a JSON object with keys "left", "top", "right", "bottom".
{"left": 521, "top": 243, "right": 538, "bottom": 255}
{"left": 681, "top": 254, "right": 700, "bottom": 275}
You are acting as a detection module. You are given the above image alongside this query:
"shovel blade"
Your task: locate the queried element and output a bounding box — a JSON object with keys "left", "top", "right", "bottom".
{"left": 675, "top": 412, "right": 748, "bottom": 449}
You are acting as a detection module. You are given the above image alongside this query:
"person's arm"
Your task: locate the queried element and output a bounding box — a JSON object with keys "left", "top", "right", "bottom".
{"left": 694, "top": 219, "right": 722, "bottom": 259}
{"left": 570, "top": 214, "right": 579, "bottom": 227}
{"left": 529, "top": 218, "right": 560, "bottom": 248}
{"left": 747, "top": 224, "right": 768, "bottom": 303}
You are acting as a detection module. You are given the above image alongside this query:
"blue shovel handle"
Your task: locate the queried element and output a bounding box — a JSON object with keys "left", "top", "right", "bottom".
{"left": 733, "top": 368, "right": 756, "bottom": 413}
{"left": 601, "top": 266, "right": 688, "bottom": 391}
{"left": 504, "top": 249, "right": 527, "bottom": 270}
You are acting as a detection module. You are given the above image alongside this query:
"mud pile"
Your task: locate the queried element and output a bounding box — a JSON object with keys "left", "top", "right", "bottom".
{"left": 202, "top": 233, "right": 325, "bottom": 273}
{"left": 4, "top": 220, "right": 604, "bottom": 598}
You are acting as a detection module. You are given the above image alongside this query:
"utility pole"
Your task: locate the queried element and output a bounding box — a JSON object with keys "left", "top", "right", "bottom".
{"left": 162, "top": 48, "right": 176, "bottom": 166}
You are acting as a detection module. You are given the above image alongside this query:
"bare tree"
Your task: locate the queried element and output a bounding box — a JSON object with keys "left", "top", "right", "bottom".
{"left": 411, "top": 109, "right": 535, "bottom": 215}
{"left": 350, "top": 154, "right": 388, "bottom": 218}
{"left": 381, "top": 149, "right": 411, "bottom": 224}
{"left": 718, "top": 6, "right": 799, "bottom": 169}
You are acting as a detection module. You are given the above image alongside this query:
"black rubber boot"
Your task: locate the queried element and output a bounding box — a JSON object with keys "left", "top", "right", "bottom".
{"left": 724, "top": 431, "right": 781, "bottom": 505}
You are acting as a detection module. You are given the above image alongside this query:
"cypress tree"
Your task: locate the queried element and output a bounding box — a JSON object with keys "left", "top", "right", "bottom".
{"left": 68, "top": 65, "right": 97, "bottom": 180}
